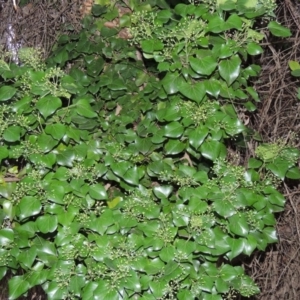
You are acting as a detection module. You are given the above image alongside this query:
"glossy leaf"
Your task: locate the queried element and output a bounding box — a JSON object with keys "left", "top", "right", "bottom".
{"left": 266, "top": 159, "right": 291, "bottom": 180}
{"left": 0, "top": 229, "right": 14, "bottom": 246}
{"left": 0, "top": 146, "right": 9, "bottom": 161}
{"left": 225, "top": 14, "right": 243, "bottom": 30}
{"left": 247, "top": 42, "right": 263, "bottom": 55}
{"left": 268, "top": 21, "right": 292, "bottom": 37}
{"left": 226, "top": 237, "right": 244, "bottom": 260}
{"left": 89, "top": 184, "right": 108, "bottom": 200}
{"left": 45, "top": 124, "right": 66, "bottom": 140}
{"left": 219, "top": 55, "right": 241, "bottom": 86}
{"left": 164, "top": 121, "right": 184, "bottom": 138}
{"left": 207, "top": 15, "right": 226, "bottom": 33}
{"left": 141, "top": 39, "right": 164, "bottom": 53}
{"left": 76, "top": 98, "right": 97, "bottom": 118}
{"left": 189, "top": 56, "right": 217, "bottom": 76}
{"left": 0, "top": 86, "right": 16, "bottom": 101}
{"left": 204, "top": 79, "right": 220, "bottom": 98}
{"left": 200, "top": 140, "right": 224, "bottom": 161}
{"left": 123, "top": 165, "right": 140, "bottom": 186}
{"left": 162, "top": 72, "right": 181, "bottom": 95}
{"left": 228, "top": 214, "right": 249, "bottom": 237}
{"left": 17, "top": 197, "right": 42, "bottom": 220}
{"left": 36, "top": 215, "right": 58, "bottom": 233}
{"left": 164, "top": 140, "right": 186, "bottom": 155}
{"left": 3, "top": 126, "right": 22, "bottom": 142}
{"left": 8, "top": 276, "right": 30, "bottom": 300}
{"left": 36, "top": 96, "right": 62, "bottom": 119}
{"left": 286, "top": 167, "right": 300, "bottom": 179}
{"left": 153, "top": 185, "right": 173, "bottom": 199}
{"left": 178, "top": 81, "right": 206, "bottom": 103}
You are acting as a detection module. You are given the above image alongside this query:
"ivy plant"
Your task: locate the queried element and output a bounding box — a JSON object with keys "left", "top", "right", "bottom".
{"left": 0, "top": 0, "right": 299, "bottom": 299}
{"left": 289, "top": 60, "right": 300, "bottom": 100}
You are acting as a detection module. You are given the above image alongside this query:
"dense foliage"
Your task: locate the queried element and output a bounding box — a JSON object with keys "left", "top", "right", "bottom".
{"left": 0, "top": 0, "right": 299, "bottom": 299}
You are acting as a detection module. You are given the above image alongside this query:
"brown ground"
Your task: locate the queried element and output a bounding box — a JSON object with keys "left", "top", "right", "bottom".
{"left": 0, "top": 0, "right": 300, "bottom": 299}
{"left": 243, "top": 0, "right": 300, "bottom": 298}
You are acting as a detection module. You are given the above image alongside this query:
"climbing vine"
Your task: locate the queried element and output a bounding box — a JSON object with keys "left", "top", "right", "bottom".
{"left": 0, "top": 0, "right": 299, "bottom": 299}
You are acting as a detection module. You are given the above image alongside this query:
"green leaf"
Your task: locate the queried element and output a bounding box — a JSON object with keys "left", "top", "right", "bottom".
{"left": 288, "top": 60, "right": 300, "bottom": 71}
{"left": 36, "top": 215, "right": 58, "bottom": 233}
{"left": 215, "top": 277, "right": 229, "bottom": 294}
{"left": 267, "top": 190, "right": 285, "bottom": 207}
{"left": 69, "top": 275, "right": 86, "bottom": 296}
{"left": 36, "top": 96, "right": 62, "bottom": 119}
{"left": 17, "top": 247, "right": 37, "bottom": 269}
{"left": 220, "top": 264, "right": 238, "bottom": 281}
{"left": 189, "top": 56, "right": 217, "bottom": 75}
{"left": 244, "top": 101, "right": 257, "bottom": 111}
{"left": 61, "top": 75, "right": 80, "bottom": 94}
{"left": 178, "top": 81, "right": 206, "bottom": 103}
{"left": 53, "top": 49, "right": 69, "bottom": 65}
{"left": 162, "top": 72, "right": 181, "bottom": 95}
{"left": 40, "top": 153, "right": 56, "bottom": 168}
{"left": 89, "top": 210, "right": 114, "bottom": 234}
{"left": 248, "top": 158, "right": 262, "bottom": 169}
{"left": 266, "top": 159, "right": 291, "bottom": 180}
{"left": 174, "top": 4, "right": 194, "bottom": 16}
{"left": 268, "top": 21, "right": 292, "bottom": 37}
{"left": 156, "top": 105, "right": 180, "bottom": 122}
{"left": 226, "top": 237, "right": 244, "bottom": 260}
{"left": 27, "top": 269, "right": 47, "bottom": 287}
{"left": 246, "top": 86, "right": 260, "bottom": 102}
{"left": 107, "top": 196, "right": 122, "bottom": 209}
{"left": 286, "top": 167, "right": 300, "bottom": 179}
{"left": 44, "top": 281, "right": 68, "bottom": 299}
{"left": 188, "top": 127, "right": 209, "bottom": 149}
{"left": 198, "top": 275, "right": 214, "bottom": 292}
{"left": 92, "top": 4, "right": 107, "bottom": 16}
{"left": 111, "top": 161, "right": 132, "bottom": 177}
{"left": 134, "top": 137, "right": 154, "bottom": 154}
{"left": 228, "top": 214, "right": 249, "bottom": 237}
{"left": 37, "top": 133, "right": 58, "bottom": 153}
{"left": 204, "top": 79, "right": 221, "bottom": 98}
{"left": 207, "top": 15, "right": 226, "bottom": 33}
{"left": 89, "top": 184, "right": 108, "bottom": 200}
{"left": 45, "top": 183, "right": 65, "bottom": 204}
{"left": 0, "top": 228, "right": 14, "bottom": 246}
{"left": 8, "top": 276, "right": 30, "bottom": 300}
{"left": 57, "top": 149, "right": 76, "bottom": 167}
{"left": 214, "top": 200, "right": 236, "bottom": 218}
{"left": 3, "top": 126, "right": 22, "bottom": 142}
{"left": 123, "top": 165, "right": 140, "bottom": 186}
{"left": 75, "top": 98, "right": 97, "bottom": 118}
{"left": 153, "top": 185, "right": 173, "bottom": 199}
{"left": 200, "top": 140, "right": 224, "bottom": 161}
{"left": 141, "top": 39, "right": 164, "bottom": 53}
{"left": 0, "top": 146, "right": 9, "bottom": 161}
{"left": 108, "top": 78, "right": 127, "bottom": 91}
{"left": 164, "top": 140, "right": 186, "bottom": 155}
{"left": 219, "top": 55, "right": 241, "bottom": 86}
{"left": 243, "top": 235, "right": 257, "bottom": 256}
{"left": 292, "top": 69, "right": 300, "bottom": 77}
{"left": 45, "top": 124, "right": 66, "bottom": 140}
{"left": 225, "top": 13, "right": 243, "bottom": 30}
{"left": 164, "top": 121, "right": 184, "bottom": 138}
{"left": 246, "top": 42, "right": 263, "bottom": 55}
{"left": 262, "top": 227, "right": 278, "bottom": 243}
{"left": 0, "top": 86, "right": 16, "bottom": 101}
{"left": 202, "top": 293, "right": 222, "bottom": 300}
{"left": 0, "top": 59, "right": 10, "bottom": 72}
{"left": 17, "top": 196, "right": 42, "bottom": 220}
